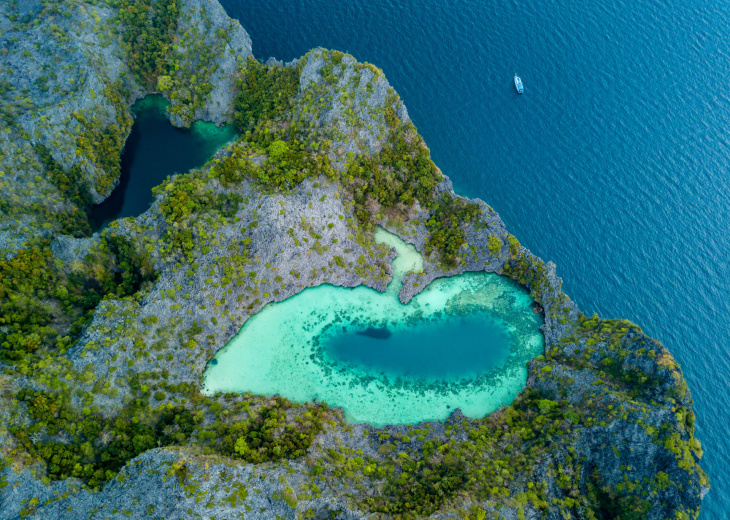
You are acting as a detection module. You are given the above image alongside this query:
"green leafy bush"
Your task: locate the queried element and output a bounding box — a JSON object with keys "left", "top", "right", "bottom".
{"left": 233, "top": 57, "right": 300, "bottom": 132}
{"left": 424, "top": 194, "right": 481, "bottom": 268}
{"left": 117, "top": 0, "right": 180, "bottom": 88}
{"left": 487, "top": 235, "right": 502, "bottom": 255}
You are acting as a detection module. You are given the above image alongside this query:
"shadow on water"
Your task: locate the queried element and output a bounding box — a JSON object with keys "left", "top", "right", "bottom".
{"left": 356, "top": 327, "right": 392, "bottom": 339}
{"left": 90, "top": 95, "right": 237, "bottom": 230}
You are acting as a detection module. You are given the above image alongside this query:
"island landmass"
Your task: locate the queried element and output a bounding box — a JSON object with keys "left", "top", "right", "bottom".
{"left": 0, "top": 1, "right": 708, "bottom": 519}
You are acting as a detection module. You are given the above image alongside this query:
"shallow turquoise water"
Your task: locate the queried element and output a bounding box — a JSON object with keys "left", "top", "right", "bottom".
{"left": 90, "top": 95, "right": 237, "bottom": 229}
{"left": 203, "top": 229, "right": 544, "bottom": 425}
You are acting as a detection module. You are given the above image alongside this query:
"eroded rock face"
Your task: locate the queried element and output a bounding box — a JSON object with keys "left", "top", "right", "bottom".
{"left": 0, "top": 1, "right": 707, "bottom": 519}
{"left": 298, "top": 48, "right": 410, "bottom": 158}
{"left": 166, "top": 0, "right": 253, "bottom": 127}
{"left": 0, "top": 2, "right": 136, "bottom": 252}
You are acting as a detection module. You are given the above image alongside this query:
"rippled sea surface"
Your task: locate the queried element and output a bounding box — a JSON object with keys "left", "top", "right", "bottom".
{"left": 220, "top": 0, "right": 730, "bottom": 514}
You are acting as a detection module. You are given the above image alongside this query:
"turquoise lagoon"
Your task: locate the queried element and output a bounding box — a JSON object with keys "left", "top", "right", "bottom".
{"left": 203, "top": 229, "right": 544, "bottom": 425}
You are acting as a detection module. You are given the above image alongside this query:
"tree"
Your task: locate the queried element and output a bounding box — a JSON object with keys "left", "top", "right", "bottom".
{"left": 487, "top": 235, "right": 502, "bottom": 255}
{"left": 234, "top": 437, "right": 248, "bottom": 456}
{"left": 157, "top": 75, "right": 173, "bottom": 92}
{"left": 268, "top": 140, "right": 289, "bottom": 160}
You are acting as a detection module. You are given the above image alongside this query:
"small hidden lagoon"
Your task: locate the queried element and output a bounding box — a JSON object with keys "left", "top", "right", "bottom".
{"left": 90, "top": 95, "right": 237, "bottom": 229}
{"left": 203, "top": 229, "right": 545, "bottom": 426}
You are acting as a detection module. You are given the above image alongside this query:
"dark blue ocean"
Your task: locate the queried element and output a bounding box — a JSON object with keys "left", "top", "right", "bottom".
{"left": 220, "top": 0, "right": 730, "bottom": 515}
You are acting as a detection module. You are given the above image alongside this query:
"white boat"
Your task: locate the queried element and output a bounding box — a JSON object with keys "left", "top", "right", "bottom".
{"left": 514, "top": 74, "right": 524, "bottom": 94}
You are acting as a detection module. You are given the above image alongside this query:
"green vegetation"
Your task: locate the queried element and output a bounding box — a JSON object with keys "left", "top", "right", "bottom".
{"left": 553, "top": 313, "right": 683, "bottom": 400}
{"left": 211, "top": 135, "right": 337, "bottom": 192}
{"left": 424, "top": 194, "right": 481, "bottom": 268}
{"left": 487, "top": 235, "right": 502, "bottom": 255}
{"left": 14, "top": 386, "right": 327, "bottom": 491}
{"left": 0, "top": 245, "right": 59, "bottom": 363}
{"left": 0, "top": 12, "right": 705, "bottom": 517}
{"left": 117, "top": 0, "right": 180, "bottom": 88}
{"left": 210, "top": 396, "right": 326, "bottom": 464}
{"left": 14, "top": 388, "right": 196, "bottom": 490}
{"left": 343, "top": 122, "right": 481, "bottom": 267}
{"left": 234, "top": 57, "right": 301, "bottom": 133}
{"left": 159, "top": 3, "right": 244, "bottom": 125}
{"left": 503, "top": 241, "right": 550, "bottom": 299}
{"left": 70, "top": 235, "right": 158, "bottom": 311}
{"left": 36, "top": 145, "right": 93, "bottom": 211}
{"left": 366, "top": 456, "right": 466, "bottom": 517}
{"left": 587, "top": 469, "right": 653, "bottom": 520}
{"left": 158, "top": 175, "right": 241, "bottom": 223}
{"left": 355, "top": 389, "right": 578, "bottom": 518}
{"left": 352, "top": 380, "right": 702, "bottom": 520}
{"left": 0, "top": 235, "right": 157, "bottom": 364}
{"left": 346, "top": 128, "right": 439, "bottom": 211}
{"left": 34, "top": 145, "right": 92, "bottom": 237}
{"left": 213, "top": 48, "right": 483, "bottom": 268}
{"left": 2, "top": 86, "right": 132, "bottom": 241}
{"left": 154, "top": 172, "right": 243, "bottom": 260}
{"left": 73, "top": 88, "right": 133, "bottom": 197}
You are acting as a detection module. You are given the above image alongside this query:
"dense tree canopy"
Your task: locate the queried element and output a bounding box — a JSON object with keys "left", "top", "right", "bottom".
{"left": 0, "top": 235, "right": 157, "bottom": 364}
{"left": 233, "top": 57, "right": 301, "bottom": 133}
{"left": 15, "top": 388, "right": 198, "bottom": 490}
{"left": 424, "top": 194, "right": 482, "bottom": 268}
{"left": 117, "top": 0, "right": 180, "bottom": 88}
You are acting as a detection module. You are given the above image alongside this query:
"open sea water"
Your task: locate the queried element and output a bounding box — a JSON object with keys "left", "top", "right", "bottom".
{"left": 220, "top": 0, "right": 730, "bottom": 515}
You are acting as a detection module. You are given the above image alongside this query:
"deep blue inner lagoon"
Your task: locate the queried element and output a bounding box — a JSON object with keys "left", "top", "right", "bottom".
{"left": 90, "top": 95, "right": 236, "bottom": 229}
{"left": 327, "top": 314, "right": 511, "bottom": 380}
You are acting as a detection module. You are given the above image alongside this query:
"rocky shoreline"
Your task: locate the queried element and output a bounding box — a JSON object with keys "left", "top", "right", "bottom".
{"left": 0, "top": 1, "right": 707, "bottom": 519}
